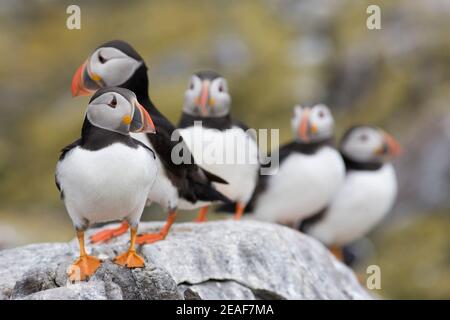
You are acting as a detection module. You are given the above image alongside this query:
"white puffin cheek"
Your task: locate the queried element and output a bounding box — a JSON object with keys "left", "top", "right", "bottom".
{"left": 184, "top": 91, "right": 197, "bottom": 108}
{"left": 100, "top": 58, "right": 140, "bottom": 86}
{"left": 214, "top": 94, "right": 231, "bottom": 115}
{"left": 291, "top": 113, "right": 301, "bottom": 133}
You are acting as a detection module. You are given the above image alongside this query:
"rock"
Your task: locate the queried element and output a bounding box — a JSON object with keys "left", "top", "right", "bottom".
{"left": 0, "top": 221, "right": 372, "bottom": 300}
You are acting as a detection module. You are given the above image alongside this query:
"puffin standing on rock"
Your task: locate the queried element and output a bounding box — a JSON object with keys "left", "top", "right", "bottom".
{"left": 56, "top": 88, "right": 157, "bottom": 281}
{"left": 177, "top": 71, "right": 260, "bottom": 221}
{"left": 247, "top": 104, "right": 345, "bottom": 225}
{"left": 71, "top": 40, "right": 230, "bottom": 244}
{"left": 301, "top": 125, "right": 401, "bottom": 260}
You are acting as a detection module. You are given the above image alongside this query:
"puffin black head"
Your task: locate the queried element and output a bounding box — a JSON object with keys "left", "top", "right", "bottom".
{"left": 183, "top": 70, "right": 231, "bottom": 117}
{"left": 72, "top": 40, "right": 145, "bottom": 97}
{"left": 291, "top": 104, "right": 334, "bottom": 143}
{"left": 86, "top": 87, "right": 155, "bottom": 135}
{"left": 340, "top": 125, "right": 402, "bottom": 164}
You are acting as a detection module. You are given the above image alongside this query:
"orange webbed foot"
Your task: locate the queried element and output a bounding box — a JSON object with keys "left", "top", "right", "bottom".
{"left": 68, "top": 255, "right": 101, "bottom": 282}
{"left": 90, "top": 221, "right": 129, "bottom": 244}
{"left": 114, "top": 250, "right": 145, "bottom": 268}
{"left": 136, "top": 232, "right": 166, "bottom": 245}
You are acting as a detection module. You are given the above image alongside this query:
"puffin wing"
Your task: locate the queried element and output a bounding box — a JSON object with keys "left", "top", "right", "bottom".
{"left": 148, "top": 113, "right": 229, "bottom": 203}
{"left": 55, "top": 139, "right": 82, "bottom": 199}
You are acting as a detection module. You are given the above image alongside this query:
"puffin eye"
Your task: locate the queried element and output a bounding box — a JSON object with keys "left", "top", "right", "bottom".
{"left": 318, "top": 110, "right": 325, "bottom": 118}
{"left": 189, "top": 82, "right": 194, "bottom": 90}
{"left": 359, "top": 133, "right": 368, "bottom": 142}
{"left": 98, "top": 52, "right": 106, "bottom": 64}
{"left": 108, "top": 96, "right": 117, "bottom": 108}
{"left": 218, "top": 85, "right": 223, "bottom": 92}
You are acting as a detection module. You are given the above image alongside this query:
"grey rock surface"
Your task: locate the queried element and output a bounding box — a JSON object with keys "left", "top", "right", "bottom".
{"left": 0, "top": 221, "right": 372, "bottom": 300}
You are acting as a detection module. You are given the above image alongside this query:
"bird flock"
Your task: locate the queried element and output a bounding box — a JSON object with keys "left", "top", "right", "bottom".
{"left": 55, "top": 40, "right": 401, "bottom": 282}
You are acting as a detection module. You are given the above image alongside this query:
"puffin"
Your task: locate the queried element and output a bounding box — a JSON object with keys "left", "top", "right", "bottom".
{"left": 300, "top": 125, "right": 401, "bottom": 260}
{"left": 247, "top": 104, "right": 345, "bottom": 225}
{"left": 177, "top": 71, "right": 260, "bottom": 221}
{"left": 71, "top": 40, "right": 230, "bottom": 244}
{"left": 55, "top": 87, "right": 157, "bottom": 281}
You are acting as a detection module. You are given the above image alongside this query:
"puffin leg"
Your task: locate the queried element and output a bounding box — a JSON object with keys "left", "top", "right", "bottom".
{"left": 330, "top": 246, "right": 343, "bottom": 261}
{"left": 90, "top": 221, "right": 129, "bottom": 244}
{"left": 136, "top": 211, "right": 177, "bottom": 244}
{"left": 194, "top": 206, "right": 209, "bottom": 223}
{"left": 234, "top": 202, "right": 245, "bottom": 220}
{"left": 114, "top": 227, "right": 145, "bottom": 268}
{"left": 68, "top": 230, "right": 101, "bottom": 282}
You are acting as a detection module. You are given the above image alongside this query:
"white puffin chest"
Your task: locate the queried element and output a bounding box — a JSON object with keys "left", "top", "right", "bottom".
{"left": 307, "top": 164, "right": 398, "bottom": 246}
{"left": 252, "top": 147, "right": 345, "bottom": 223}
{"left": 56, "top": 143, "right": 157, "bottom": 225}
{"left": 130, "top": 132, "right": 179, "bottom": 210}
{"left": 179, "top": 126, "right": 259, "bottom": 203}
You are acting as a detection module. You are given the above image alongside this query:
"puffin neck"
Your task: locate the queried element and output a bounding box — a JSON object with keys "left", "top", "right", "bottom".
{"left": 119, "top": 64, "right": 159, "bottom": 115}
{"left": 179, "top": 113, "right": 233, "bottom": 130}
{"left": 292, "top": 137, "right": 334, "bottom": 155}
{"left": 342, "top": 153, "right": 383, "bottom": 171}
{"left": 80, "top": 118, "right": 133, "bottom": 151}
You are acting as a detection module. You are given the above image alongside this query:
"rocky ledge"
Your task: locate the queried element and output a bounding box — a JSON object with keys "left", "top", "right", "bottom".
{"left": 0, "top": 220, "right": 371, "bottom": 300}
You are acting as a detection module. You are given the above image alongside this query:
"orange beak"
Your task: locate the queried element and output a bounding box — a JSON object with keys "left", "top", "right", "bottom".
{"left": 383, "top": 132, "right": 402, "bottom": 157}
{"left": 298, "top": 108, "right": 311, "bottom": 142}
{"left": 197, "top": 81, "right": 210, "bottom": 116}
{"left": 71, "top": 61, "right": 92, "bottom": 97}
{"left": 131, "top": 100, "right": 156, "bottom": 134}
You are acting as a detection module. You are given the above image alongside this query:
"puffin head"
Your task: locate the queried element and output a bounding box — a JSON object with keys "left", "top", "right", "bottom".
{"left": 340, "top": 125, "right": 401, "bottom": 163}
{"left": 183, "top": 70, "right": 231, "bottom": 117}
{"left": 72, "top": 40, "right": 145, "bottom": 97}
{"left": 291, "top": 104, "right": 334, "bottom": 143}
{"left": 86, "top": 87, "right": 155, "bottom": 135}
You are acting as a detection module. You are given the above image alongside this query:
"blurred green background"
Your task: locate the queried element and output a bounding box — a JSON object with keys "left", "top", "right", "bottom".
{"left": 0, "top": 0, "right": 449, "bottom": 299}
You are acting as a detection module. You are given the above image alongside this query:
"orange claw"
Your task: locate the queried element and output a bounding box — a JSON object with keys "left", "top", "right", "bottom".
{"left": 194, "top": 206, "right": 209, "bottom": 223}
{"left": 136, "top": 211, "right": 176, "bottom": 245}
{"left": 90, "top": 221, "right": 129, "bottom": 244}
{"left": 68, "top": 255, "right": 102, "bottom": 282}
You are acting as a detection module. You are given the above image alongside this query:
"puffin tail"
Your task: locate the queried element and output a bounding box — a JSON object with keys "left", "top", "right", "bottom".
{"left": 193, "top": 183, "right": 232, "bottom": 203}
{"left": 201, "top": 168, "right": 229, "bottom": 184}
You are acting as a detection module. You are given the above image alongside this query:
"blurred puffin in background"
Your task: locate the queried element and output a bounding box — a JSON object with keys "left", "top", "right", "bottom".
{"left": 178, "top": 71, "right": 259, "bottom": 221}
{"left": 71, "top": 40, "right": 230, "bottom": 245}
{"left": 56, "top": 88, "right": 157, "bottom": 281}
{"left": 246, "top": 104, "right": 345, "bottom": 225}
{"left": 301, "top": 125, "right": 401, "bottom": 260}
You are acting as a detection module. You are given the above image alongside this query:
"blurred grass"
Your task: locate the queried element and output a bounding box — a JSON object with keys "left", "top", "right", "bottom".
{"left": 358, "top": 213, "right": 450, "bottom": 299}
{"left": 0, "top": 0, "right": 449, "bottom": 299}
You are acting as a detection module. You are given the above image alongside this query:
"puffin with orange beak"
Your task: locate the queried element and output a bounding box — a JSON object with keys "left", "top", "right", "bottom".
{"left": 246, "top": 104, "right": 345, "bottom": 225}
{"left": 178, "top": 71, "right": 260, "bottom": 221}
{"left": 71, "top": 40, "right": 230, "bottom": 245}
{"left": 301, "top": 125, "right": 401, "bottom": 261}
{"left": 55, "top": 88, "right": 158, "bottom": 281}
